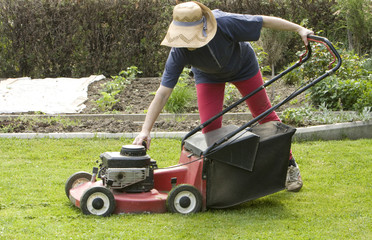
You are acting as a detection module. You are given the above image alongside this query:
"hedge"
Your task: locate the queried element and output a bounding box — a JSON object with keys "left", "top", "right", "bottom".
{"left": 0, "top": 0, "right": 344, "bottom": 78}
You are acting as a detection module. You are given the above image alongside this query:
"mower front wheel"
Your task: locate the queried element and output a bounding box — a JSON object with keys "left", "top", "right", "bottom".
{"left": 80, "top": 186, "right": 116, "bottom": 216}
{"left": 65, "top": 171, "right": 92, "bottom": 198}
{"left": 166, "top": 184, "right": 202, "bottom": 214}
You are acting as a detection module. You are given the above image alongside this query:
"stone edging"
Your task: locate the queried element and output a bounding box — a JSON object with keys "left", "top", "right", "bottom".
{"left": 0, "top": 121, "right": 371, "bottom": 141}
{"left": 293, "top": 120, "right": 372, "bottom": 141}
{"left": 0, "top": 113, "right": 252, "bottom": 122}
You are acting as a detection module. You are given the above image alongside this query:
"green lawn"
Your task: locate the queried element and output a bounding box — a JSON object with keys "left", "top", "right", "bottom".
{"left": 0, "top": 138, "right": 371, "bottom": 239}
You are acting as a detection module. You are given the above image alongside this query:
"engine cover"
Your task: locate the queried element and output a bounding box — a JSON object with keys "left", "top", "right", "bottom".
{"left": 100, "top": 152, "right": 151, "bottom": 168}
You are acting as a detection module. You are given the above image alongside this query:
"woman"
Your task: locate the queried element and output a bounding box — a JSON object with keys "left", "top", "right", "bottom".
{"left": 133, "top": 1, "right": 313, "bottom": 192}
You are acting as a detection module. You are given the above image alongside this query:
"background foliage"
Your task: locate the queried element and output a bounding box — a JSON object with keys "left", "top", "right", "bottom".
{"left": 0, "top": 0, "right": 370, "bottom": 78}
{"left": 282, "top": 42, "right": 371, "bottom": 112}
{"left": 0, "top": 0, "right": 172, "bottom": 78}
{"left": 164, "top": 67, "right": 196, "bottom": 113}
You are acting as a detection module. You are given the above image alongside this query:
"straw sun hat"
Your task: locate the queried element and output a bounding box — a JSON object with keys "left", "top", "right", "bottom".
{"left": 161, "top": 1, "right": 217, "bottom": 48}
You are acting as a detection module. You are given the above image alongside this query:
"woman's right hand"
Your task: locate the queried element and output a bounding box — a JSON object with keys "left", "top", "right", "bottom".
{"left": 133, "top": 131, "right": 151, "bottom": 149}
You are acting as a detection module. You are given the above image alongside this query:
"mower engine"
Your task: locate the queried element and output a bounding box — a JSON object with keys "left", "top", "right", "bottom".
{"left": 97, "top": 145, "right": 157, "bottom": 193}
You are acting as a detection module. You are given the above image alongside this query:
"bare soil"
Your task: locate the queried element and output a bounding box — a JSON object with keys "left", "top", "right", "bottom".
{"left": 0, "top": 77, "right": 304, "bottom": 133}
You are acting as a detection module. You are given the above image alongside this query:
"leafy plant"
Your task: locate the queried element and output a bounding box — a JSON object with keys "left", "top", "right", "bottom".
{"left": 310, "top": 76, "right": 372, "bottom": 111}
{"left": 224, "top": 83, "right": 239, "bottom": 105}
{"left": 281, "top": 105, "right": 314, "bottom": 126}
{"left": 102, "top": 66, "right": 142, "bottom": 94}
{"left": 281, "top": 104, "right": 371, "bottom": 127}
{"left": 309, "top": 48, "right": 372, "bottom": 111}
{"left": 251, "top": 42, "right": 271, "bottom": 74}
{"left": 164, "top": 67, "right": 196, "bottom": 113}
{"left": 95, "top": 90, "right": 120, "bottom": 112}
{"left": 95, "top": 66, "right": 142, "bottom": 112}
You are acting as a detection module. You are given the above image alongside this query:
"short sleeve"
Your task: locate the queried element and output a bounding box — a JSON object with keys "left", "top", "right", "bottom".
{"left": 161, "top": 48, "right": 188, "bottom": 89}
{"left": 213, "top": 10, "right": 263, "bottom": 42}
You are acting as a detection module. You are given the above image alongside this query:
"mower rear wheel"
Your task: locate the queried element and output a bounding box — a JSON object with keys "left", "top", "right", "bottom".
{"left": 80, "top": 186, "right": 116, "bottom": 216}
{"left": 65, "top": 171, "right": 92, "bottom": 198}
{"left": 166, "top": 184, "right": 202, "bottom": 214}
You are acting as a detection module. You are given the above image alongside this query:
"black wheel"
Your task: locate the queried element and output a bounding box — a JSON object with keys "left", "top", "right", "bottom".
{"left": 65, "top": 171, "right": 92, "bottom": 198}
{"left": 80, "top": 186, "right": 116, "bottom": 216}
{"left": 166, "top": 184, "right": 202, "bottom": 214}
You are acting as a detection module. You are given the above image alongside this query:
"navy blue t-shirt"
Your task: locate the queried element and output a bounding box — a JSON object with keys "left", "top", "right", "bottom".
{"left": 161, "top": 10, "right": 263, "bottom": 88}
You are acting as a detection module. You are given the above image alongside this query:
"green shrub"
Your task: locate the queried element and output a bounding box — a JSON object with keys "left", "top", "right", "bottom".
{"left": 354, "top": 86, "right": 372, "bottom": 111}
{"left": 310, "top": 77, "right": 372, "bottom": 111}
{"left": 164, "top": 68, "right": 196, "bottom": 113}
{"left": 309, "top": 47, "right": 371, "bottom": 111}
{"left": 283, "top": 43, "right": 371, "bottom": 111}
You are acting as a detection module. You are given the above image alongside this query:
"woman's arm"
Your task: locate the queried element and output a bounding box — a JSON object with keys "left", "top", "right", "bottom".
{"left": 132, "top": 85, "right": 173, "bottom": 149}
{"left": 262, "top": 16, "right": 314, "bottom": 44}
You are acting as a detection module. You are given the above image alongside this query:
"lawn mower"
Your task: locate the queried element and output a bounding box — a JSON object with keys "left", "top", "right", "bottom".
{"left": 65, "top": 35, "right": 341, "bottom": 216}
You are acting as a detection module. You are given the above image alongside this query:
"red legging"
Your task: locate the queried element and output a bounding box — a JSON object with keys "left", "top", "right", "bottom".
{"left": 196, "top": 70, "right": 281, "bottom": 133}
{"left": 196, "top": 71, "right": 293, "bottom": 160}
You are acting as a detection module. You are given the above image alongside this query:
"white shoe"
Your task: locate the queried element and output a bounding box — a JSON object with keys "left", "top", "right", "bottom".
{"left": 286, "top": 165, "right": 303, "bottom": 192}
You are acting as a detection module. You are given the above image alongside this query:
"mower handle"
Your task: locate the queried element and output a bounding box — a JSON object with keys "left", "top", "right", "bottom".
{"left": 181, "top": 35, "right": 341, "bottom": 155}
{"left": 307, "top": 35, "right": 342, "bottom": 71}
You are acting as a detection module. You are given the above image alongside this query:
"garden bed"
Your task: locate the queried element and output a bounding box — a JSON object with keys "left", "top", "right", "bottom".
{"left": 0, "top": 77, "right": 309, "bottom": 133}
{"left": 4, "top": 76, "right": 371, "bottom": 134}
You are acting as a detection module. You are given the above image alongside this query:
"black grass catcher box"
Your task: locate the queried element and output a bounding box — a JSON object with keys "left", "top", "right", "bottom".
{"left": 184, "top": 121, "right": 296, "bottom": 209}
